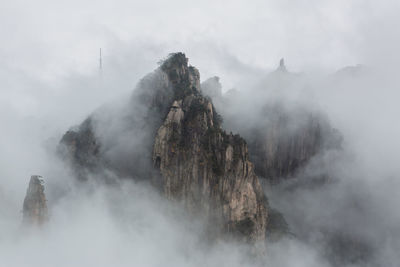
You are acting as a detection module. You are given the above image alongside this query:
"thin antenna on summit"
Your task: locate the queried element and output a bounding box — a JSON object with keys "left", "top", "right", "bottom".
{"left": 99, "top": 48, "right": 103, "bottom": 73}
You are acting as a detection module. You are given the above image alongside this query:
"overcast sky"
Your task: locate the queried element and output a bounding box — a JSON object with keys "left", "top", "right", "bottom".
{"left": 1, "top": 0, "right": 399, "bottom": 77}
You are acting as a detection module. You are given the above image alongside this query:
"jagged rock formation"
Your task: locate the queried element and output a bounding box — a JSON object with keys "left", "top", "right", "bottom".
{"left": 22, "top": 175, "right": 48, "bottom": 225}
{"left": 59, "top": 53, "right": 269, "bottom": 243}
{"left": 153, "top": 54, "right": 268, "bottom": 242}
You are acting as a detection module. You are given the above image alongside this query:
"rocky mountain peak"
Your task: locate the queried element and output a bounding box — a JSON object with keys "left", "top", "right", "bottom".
{"left": 160, "top": 52, "right": 200, "bottom": 99}
{"left": 59, "top": 52, "right": 269, "bottom": 244}
{"left": 152, "top": 54, "right": 268, "bottom": 243}
{"left": 22, "top": 175, "right": 48, "bottom": 226}
{"left": 160, "top": 52, "right": 188, "bottom": 69}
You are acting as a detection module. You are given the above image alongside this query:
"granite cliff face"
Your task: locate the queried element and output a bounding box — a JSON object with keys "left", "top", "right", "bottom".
{"left": 22, "top": 175, "right": 48, "bottom": 226}
{"left": 59, "top": 53, "right": 269, "bottom": 243}
{"left": 153, "top": 54, "right": 268, "bottom": 242}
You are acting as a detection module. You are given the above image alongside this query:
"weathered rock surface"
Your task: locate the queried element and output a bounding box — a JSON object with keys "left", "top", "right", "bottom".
{"left": 153, "top": 54, "right": 268, "bottom": 242}
{"left": 22, "top": 175, "right": 48, "bottom": 225}
{"left": 59, "top": 52, "right": 269, "bottom": 243}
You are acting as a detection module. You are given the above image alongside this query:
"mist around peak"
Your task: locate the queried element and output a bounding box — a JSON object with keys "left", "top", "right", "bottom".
{"left": 1, "top": 1, "right": 400, "bottom": 266}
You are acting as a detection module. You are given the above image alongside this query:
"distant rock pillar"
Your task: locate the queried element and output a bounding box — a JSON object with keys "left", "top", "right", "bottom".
{"left": 22, "top": 175, "right": 48, "bottom": 226}
{"left": 278, "top": 58, "right": 287, "bottom": 72}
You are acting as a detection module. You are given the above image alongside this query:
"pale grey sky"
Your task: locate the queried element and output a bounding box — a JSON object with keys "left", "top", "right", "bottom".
{"left": 1, "top": 0, "right": 398, "bottom": 79}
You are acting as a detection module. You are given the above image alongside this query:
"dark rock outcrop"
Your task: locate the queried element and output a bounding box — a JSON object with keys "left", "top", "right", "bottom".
{"left": 22, "top": 175, "right": 48, "bottom": 225}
